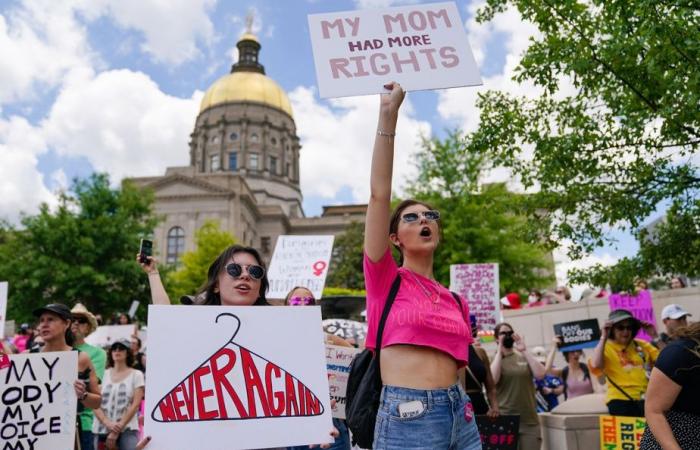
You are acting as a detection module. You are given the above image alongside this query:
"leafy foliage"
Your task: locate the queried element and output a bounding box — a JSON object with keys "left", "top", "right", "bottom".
{"left": 165, "top": 220, "right": 236, "bottom": 302}
{"left": 0, "top": 174, "right": 158, "bottom": 324}
{"left": 326, "top": 222, "right": 365, "bottom": 290}
{"left": 407, "top": 132, "right": 555, "bottom": 294}
{"left": 468, "top": 0, "right": 699, "bottom": 272}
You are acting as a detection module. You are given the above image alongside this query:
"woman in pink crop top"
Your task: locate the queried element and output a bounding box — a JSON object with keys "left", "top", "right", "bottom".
{"left": 364, "top": 82, "right": 481, "bottom": 449}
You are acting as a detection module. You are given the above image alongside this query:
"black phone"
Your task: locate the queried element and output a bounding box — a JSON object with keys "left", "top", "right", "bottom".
{"left": 139, "top": 239, "right": 153, "bottom": 264}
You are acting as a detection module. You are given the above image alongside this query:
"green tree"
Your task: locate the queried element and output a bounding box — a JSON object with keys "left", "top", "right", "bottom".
{"left": 407, "top": 132, "right": 555, "bottom": 294}
{"left": 326, "top": 221, "right": 365, "bottom": 290}
{"left": 467, "top": 0, "right": 699, "bottom": 272}
{"left": 166, "top": 220, "right": 236, "bottom": 302}
{"left": 0, "top": 173, "right": 158, "bottom": 323}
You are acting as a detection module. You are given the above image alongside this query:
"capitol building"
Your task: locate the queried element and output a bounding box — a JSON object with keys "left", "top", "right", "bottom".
{"left": 131, "top": 32, "right": 364, "bottom": 264}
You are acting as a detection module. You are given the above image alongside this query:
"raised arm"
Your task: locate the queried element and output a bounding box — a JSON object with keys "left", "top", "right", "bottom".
{"left": 364, "top": 82, "right": 405, "bottom": 262}
{"left": 490, "top": 336, "right": 505, "bottom": 384}
{"left": 137, "top": 255, "right": 172, "bottom": 305}
{"left": 591, "top": 321, "right": 611, "bottom": 370}
{"left": 514, "top": 334, "right": 546, "bottom": 380}
{"left": 545, "top": 336, "right": 564, "bottom": 377}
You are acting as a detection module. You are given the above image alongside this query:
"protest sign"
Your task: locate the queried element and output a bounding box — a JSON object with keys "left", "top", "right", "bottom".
{"left": 608, "top": 290, "right": 656, "bottom": 341}
{"left": 553, "top": 319, "right": 601, "bottom": 351}
{"left": 308, "top": 1, "right": 482, "bottom": 98}
{"left": 85, "top": 324, "right": 135, "bottom": 347}
{"left": 325, "top": 345, "right": 360, "bottom": 419}
{"left": 599, "top": 415, "right": 646, "bottom": 449}
{"left": 267, "top": 235, "right": 334, "bottom": 299}
{"left": 145, "top": 305, "right": 333, "bottom": 450}
{"left": 322, "top": 319, "right": 368, "bottom": 344}
{"left": 476, "top": 415, "right": 519, "bottom": 450}
{"left": 450, "top": 263, "right": 500, "bottom": 336}
{"left": 0, "top": 281, "right": 7, "bottom": 338}
{"left": 128, "top": 300, "right": 140, "bottom": 318}
{"left": 0, "top": 351, "right": 78, "bottom": 450}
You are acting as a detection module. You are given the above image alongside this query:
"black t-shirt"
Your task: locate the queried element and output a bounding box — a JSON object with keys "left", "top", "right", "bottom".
{"left": 654, "top": 338, "right": 700, "bottom": 415}
{"left": 465, "top": 344, "right": 487, "bottom": 389}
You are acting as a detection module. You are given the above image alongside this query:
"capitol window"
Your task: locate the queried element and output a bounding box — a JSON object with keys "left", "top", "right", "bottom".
{"left": 269, "top": 156, "right": 278, "bottom": 174}
{"left": 229, "top": 132, "right": 239, "bottom": 141}
{"left": 210, "top": 154, "right": 220, "bottom": 171}
{"left": 166, "top": 227, "right": 185, "bottom": 264}
{"left": 270, "top": 137, "right": 277, "bottom": 146}
{"left": 229, "top": 152, "right": 238, "bottom": 171}
{"left": 250, "top": 133, "right": 260, "bottom": 143}
{"left": 249, "top": 153, "right": 259, "bottom": 170}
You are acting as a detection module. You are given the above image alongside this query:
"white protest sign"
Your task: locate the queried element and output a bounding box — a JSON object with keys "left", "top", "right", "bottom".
{"left": 85, "top": 325, "right": 134, "bottom": 347}
{"left": 0, "top": 351, "right": 78, "bottom": 450}
{"left": 267, "top": 235, "right": 335, "bottom": 299}
{"left": 128, "top": 300, "right": 140, "bottom": 318}
{"left": 326, "top": 345, "right": 360, "bottom": 419}
{"left": 0, "top": 281, "right": 7, "bottom": 338}
{"left": 145, "top": 305, "right": 333, "bottom": 450}
{"left": 308, "top": 1, "right": 482, "bottom": 98}
{"left": 450, "top": 263, "right": 500, "bottom": 332}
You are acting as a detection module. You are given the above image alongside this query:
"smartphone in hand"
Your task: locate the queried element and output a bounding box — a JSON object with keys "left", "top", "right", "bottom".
{"left": 139, "top": 239, "right": 153, "bottom": 264}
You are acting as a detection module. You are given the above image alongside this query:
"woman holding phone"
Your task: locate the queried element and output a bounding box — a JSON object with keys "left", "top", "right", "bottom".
{"left": 363, "top": 82, "right": 480, "bottom": 449}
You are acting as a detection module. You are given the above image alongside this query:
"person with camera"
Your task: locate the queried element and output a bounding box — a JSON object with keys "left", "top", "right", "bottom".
{"left": 590, "top": 309, "right": 659, "bottom": 416}
{"left": 490, "top": 322, "right": 545, "bottom": 449}
{"left": 362, "top": 82, "right": 480, "bottom": 449}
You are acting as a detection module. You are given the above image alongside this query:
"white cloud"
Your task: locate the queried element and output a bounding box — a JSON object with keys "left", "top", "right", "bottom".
{"left": 0, "top": 116, "right": 55, "bottom": 222}
{"left": 0, "top": 0, "right": 96, "bottom": 105}
{"left": 42, "top": 68, "right": 203, "bottom": 181}
{"left": 291, "top": 87, "right": 430, "bottom": 203}
{"left": 553, "top": 241, "right": 619, "bottom": 301}
{"left": 95, "top": 0, "right": 217, "bottom": 65}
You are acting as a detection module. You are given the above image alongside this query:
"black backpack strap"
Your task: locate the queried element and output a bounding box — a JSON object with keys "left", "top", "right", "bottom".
{"left": 450, "top": 291, "right": 462, "bottom": 308}
{"left": 562, "top": 365, "right": 569, "bottom": 399}
{"left": 375, "top": 274, "right": 402, "bottom": 355}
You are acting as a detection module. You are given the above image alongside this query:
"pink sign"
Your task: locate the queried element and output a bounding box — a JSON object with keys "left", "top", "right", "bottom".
{"left": 450, "top": 263, "right": 500, "bottom": 332}
{"left": 608, "top": 290, "right": 656, "bottom": 341}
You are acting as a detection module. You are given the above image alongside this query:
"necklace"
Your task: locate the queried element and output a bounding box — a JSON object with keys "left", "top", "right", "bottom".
{"left": 407, "top": 270, "right": 439, "bottom": 304}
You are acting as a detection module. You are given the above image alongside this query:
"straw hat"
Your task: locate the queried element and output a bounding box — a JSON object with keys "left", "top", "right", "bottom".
{"left": 70, "top": 303, "right": 98, "bottom": 334}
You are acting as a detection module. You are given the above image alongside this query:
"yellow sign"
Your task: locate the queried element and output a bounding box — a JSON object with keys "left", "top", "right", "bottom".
{"left": 599, "top": 415, "right": 646, "bottom": 449}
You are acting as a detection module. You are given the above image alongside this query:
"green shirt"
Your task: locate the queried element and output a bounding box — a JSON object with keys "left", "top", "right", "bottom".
{"left": 495, "top": 351, "right": 539, "bottom": 425}
{"left": 76, "top": 342, "right": 107, "bottom": 432}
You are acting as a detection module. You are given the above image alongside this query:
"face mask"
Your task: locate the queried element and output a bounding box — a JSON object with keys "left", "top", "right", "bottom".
{"left": 503, "top": 336, "right": 514, "bottom": 348}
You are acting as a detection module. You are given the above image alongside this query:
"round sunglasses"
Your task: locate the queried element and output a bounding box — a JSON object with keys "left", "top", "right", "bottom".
{"left": 401, "top": 210, "right": 440, "bottom": 223}
{"left": 226, "top": 263, "right": 265, "bottom": 280}
{"left": 289, "top": 296, "right": 315, "bottom": 306}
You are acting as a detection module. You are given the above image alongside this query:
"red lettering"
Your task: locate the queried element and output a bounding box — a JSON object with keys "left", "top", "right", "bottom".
{"left": 180, "top": 376, "right": 196, "bottom": 420}
{"left": 285, "top": 373, "right": 299, "bottom": 416}
{"left": 305, "top": 385, "right": 321, "bottom": 415}
{"left": 193, "top": 365, "right": 218, "bottom": 420}
{"left": 210, "top": 347, "right": 248, "bottom": 419}
{"left": 241, "top": 348, "right": 271, "bottom": 417}
{"left": 171, "top": 386, "right": 187, "bottom": 421}
{"left": 157, "top": 394, "right": 177, "bottom": 422}
{"left": 297, "top": 381, "right": 307, "bottom": 415}
{"left": 265, "top": 363, "right": 285, "bottom": 416}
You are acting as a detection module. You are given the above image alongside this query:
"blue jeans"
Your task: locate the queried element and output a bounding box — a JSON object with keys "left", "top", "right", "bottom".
{"left": 80, "top": 430, "right": 94, "bottom": 450}
{"left": 97, "top": 430, "right": 139, "bottom": 450}
{"left": 373, "top": 384, "right": 482, "bottom": 450}
{"left": 287, "top": 418, "right": 350, "bottom": 450}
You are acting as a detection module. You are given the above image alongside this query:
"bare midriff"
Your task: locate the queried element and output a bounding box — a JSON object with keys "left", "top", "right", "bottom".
{"left": 380, "top": 344, "right": 458, "bottom": 389}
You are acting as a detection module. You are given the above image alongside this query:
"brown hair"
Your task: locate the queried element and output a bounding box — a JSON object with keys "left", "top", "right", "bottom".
{"left": 284, "top": 286, "right": 315, "bottom": 305}
{"left": 107, "top": 344, "right": 135, "bottom": 368}
{"left": 195, "top": 245, "right": 269, "bottom": 306}
{"left": 494, "top": 322, "right": 514, "bottom": 336}
{"left": 388, "top": 199, "right": 438, "bottom": 263}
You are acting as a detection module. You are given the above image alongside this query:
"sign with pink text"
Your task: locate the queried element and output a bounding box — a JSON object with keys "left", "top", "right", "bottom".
{"left": 267, "top": 235, "right": 335, "bottom": 300}
{"left": 0, "top": 281, "right": 7, "bottom": 338}
{"left": 144, "top": 305, "right": 333, "bottom": 450}
{"left": 608, "top": 290, "right": 656, "bottom": 342}
{"left": 1, "top": 351, "right": 79, "bottom": 450}
{"left": 325, "top": 345, "right": 360, "bottom": 419}
{"left": 450, "top": 263, "right": 500, "bottom": 334}
{"left": 308, "top": 2, "right": 482, "bottom": 98}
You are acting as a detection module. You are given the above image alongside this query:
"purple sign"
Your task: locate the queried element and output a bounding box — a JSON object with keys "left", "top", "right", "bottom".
{"left": 608, "top": 290, "right": 656, "bottom": 341}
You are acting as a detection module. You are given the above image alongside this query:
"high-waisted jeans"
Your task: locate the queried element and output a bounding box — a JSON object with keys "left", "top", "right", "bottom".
{"left": 373, "top": 383, "right": 483, "bottom": 450}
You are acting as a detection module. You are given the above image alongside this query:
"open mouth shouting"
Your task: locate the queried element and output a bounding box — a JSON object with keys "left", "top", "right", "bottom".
{"left": 419, "top": 226, "right": 432, "bottom": 238}
{"left": 234, "top": 283, "right": 253, "bottom": 295}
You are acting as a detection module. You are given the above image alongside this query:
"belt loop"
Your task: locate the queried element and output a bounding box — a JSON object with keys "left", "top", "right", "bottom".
{"left": 426, "top": 389, "right": 433, "bottom": 409}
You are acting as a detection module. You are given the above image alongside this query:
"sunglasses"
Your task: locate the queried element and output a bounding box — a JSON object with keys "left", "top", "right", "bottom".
{"left": 289, "top": 296, "right": 315, "bottom": 306}
{"left": 498, "top": 331, "right": 514, "bottom": 337}
{"left": 614, "top": 324, "right": 634, "bottom": 331}
{"left": 226, "top": 263, "right": 265, "bottom": 280}
{"left": 73, "top": 317, "right": 89, "bottom": 325}
{"left": 401, "top": 210, "right": 440, "bottom": 223}
{"left": 111, "top": 346, "right": 127, "bottom": 352}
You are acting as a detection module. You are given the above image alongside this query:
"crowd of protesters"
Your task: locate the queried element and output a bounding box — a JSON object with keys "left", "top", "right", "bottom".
{"left": 1, "top": 84, "right": 698, "bottom": 450}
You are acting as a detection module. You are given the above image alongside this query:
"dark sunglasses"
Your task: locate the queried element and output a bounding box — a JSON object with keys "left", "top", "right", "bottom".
{"left": 498, "top": 331, "right": 514, "bottom": 337}
{"left": 289, "top": 296, "right": 315, "bottom": 306}
{"left": 401, "top": 210, "right": 440, "bottom": 223}
{"left": 73, "top": 317, "right": 89, "bottom": 325}
{"left": 226, "top": 263, "right": 265, "bottom": 280}
{"left": 614, "top": 324, "right": 634, "bottom": 331}
{"left": 111, "top": 346, "right": 127, "bottom": 352}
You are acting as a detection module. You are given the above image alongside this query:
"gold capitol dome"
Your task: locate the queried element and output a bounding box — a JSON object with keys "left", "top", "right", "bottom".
{"left": 199, "top": 29, "right": 293, "bottom": 118}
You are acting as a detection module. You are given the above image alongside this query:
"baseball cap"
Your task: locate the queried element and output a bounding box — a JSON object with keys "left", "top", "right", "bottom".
{"left": 661, "top": 304, "right": 691, "bottom": 320}
{"left": 532, "top": 346, "right": 547, "bottom": 363}
{"left": 32, "top": 303, "right": 72, "bottom": 321}
{"left": 110, "top": 339, "right": 131, "bottom": 350}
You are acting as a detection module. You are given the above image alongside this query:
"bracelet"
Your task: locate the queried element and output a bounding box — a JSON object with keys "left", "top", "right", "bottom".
{"left": 80, "top": 391, "right": 88, "bottom": 401}
{"left": 377, "top": 129, "right": 396, "bottom": 138}
{"left": 148, "top": 271, "right": 160, "bottom": 276}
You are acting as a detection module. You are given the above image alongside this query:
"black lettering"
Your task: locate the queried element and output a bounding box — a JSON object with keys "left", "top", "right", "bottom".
{"left": 41, "top": 357, "right": 59, "bottom": 380}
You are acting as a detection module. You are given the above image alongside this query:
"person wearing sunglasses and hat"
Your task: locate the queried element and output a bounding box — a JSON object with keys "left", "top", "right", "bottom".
{"left": 590, "top": 309, "right": 660, "bottom": 416}
{"left": 31, "top": 303, "right": 102, "bottom": 449}
{"left": 72, "top": 303, "right": 107, "bottom": 450}
{"left": 93, "top": 339, "right": 145, "bottom": 450}
{"left": 363, "top": 82, "right": 480, "bottom": 449}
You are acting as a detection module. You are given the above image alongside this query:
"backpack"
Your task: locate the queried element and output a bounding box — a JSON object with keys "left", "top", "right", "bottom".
{"left": 562, "top": 362, "right": 590, "bottom": 400}
{"left": 345, "top": 275, "right": 464, "bottom": 448}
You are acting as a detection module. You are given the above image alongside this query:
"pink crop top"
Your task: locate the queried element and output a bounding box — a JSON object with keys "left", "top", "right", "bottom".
{"left": 363, "top": 249, "right": 472, "bottom": 366}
